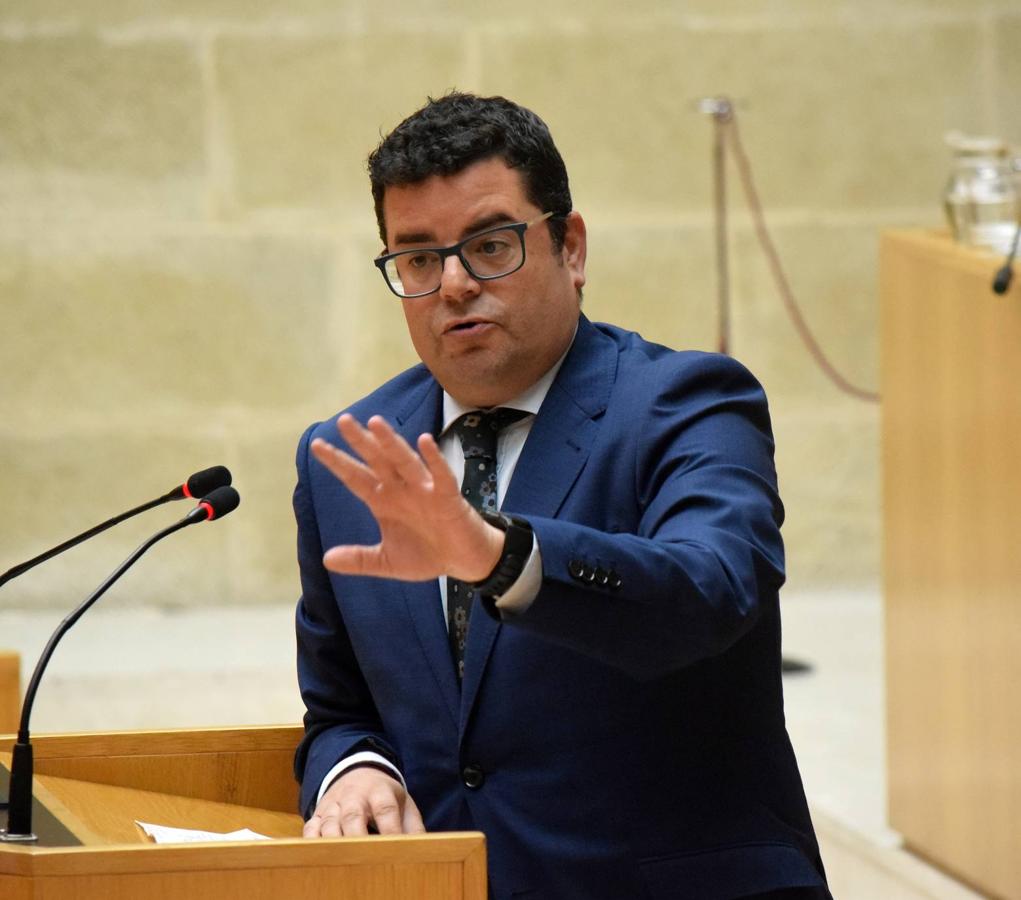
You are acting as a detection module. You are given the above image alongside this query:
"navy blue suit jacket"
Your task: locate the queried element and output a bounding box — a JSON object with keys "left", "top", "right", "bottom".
{"left": 293, "top": 316, "right": 828, "bottom": 899}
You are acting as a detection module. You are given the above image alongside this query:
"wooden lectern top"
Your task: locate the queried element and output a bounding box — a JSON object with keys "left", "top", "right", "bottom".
{"left": 0, "top": 725, "right": 486, "bottom": 900}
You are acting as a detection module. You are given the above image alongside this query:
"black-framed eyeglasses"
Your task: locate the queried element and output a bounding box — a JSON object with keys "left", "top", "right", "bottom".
{"left": 373, "top": 211, "right": 558, "bottom": 299}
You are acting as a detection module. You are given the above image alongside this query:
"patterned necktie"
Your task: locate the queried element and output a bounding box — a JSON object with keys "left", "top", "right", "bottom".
{"left": 446, "top": 407, "right": 528, "bottom": 680}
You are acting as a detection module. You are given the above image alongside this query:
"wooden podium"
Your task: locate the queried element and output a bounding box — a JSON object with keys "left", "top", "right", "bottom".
{"left": 0, "top": 653, "right": 18, "bottom": 735}
{"left": 0, "top": 725, "right": 486, "bottom": 899}
{"left": 881, "top": 229, "right": 1021, "bottom": 899}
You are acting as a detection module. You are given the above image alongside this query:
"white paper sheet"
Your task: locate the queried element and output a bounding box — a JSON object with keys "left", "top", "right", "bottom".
{"left": 135, "top": 820, "right": 271, "bottom": 844}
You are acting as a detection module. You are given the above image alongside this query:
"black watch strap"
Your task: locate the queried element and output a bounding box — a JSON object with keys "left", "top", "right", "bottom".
{"left": 472, "top": 510, "right": 534, "bottom": 598}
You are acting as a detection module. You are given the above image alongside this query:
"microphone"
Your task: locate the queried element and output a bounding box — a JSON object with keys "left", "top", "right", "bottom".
{"left": 992, "top": 219, "right": 1020, "bottom": 295}
{"left": 185, "top": 484, "right": 242, "bottom": 522}
{"left": 0, "top": 486, "right": 241, "bottom": 842}
{"left": 167, "top": 465, "right": 233, "bottom": 501}
{"left": 0, "top": 466, "right": 232, "bottom": 588}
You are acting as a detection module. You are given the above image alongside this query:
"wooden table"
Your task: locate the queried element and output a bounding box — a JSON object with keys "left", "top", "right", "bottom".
{"left": 881, "top": 229, "right": 1021, "bottom": 900}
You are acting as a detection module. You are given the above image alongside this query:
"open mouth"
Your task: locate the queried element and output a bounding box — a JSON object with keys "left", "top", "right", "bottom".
{"left": 446, "top": 320, "right": 490, "bottom": 333}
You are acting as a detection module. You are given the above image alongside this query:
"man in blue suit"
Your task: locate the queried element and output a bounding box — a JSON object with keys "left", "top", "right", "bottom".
{"left": 294, "top": 93, "right": 830, "bottom": 899}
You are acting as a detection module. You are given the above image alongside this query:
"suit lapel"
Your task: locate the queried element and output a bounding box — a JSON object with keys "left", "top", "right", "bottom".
{"left": 503, "top": 317, "right": 616, "bottom": 519}
{"left": 459, "top": 317, "right": 618, "bottom": 729}
{"left": 391, "top": 377, "right": 462, "bottom": 726}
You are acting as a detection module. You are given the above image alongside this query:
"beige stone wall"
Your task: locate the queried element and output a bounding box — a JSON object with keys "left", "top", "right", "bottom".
{"left": 1, "top": 2, "right": 1017, "bottom": 609}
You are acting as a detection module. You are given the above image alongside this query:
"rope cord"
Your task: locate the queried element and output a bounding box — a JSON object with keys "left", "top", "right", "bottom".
{"left": 718, "top": 107, "right": 881, "bottom": 403}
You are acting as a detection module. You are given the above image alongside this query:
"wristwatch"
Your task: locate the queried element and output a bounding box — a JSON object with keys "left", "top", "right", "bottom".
{"left": 472, "top": 510, "right": 534, "bottom": 598}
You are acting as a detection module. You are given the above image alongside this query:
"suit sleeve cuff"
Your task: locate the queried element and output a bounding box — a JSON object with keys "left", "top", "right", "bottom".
{"left": 317, "top": 752, "right": 406, "bottom": 804}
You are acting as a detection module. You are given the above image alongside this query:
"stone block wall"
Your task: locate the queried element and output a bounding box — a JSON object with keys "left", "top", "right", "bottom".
{"left": 1, "top": 1, "right": 1017, "bottom": 608}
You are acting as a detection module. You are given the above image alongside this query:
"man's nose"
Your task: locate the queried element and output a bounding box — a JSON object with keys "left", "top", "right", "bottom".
{"left": 438, "top": 254, "right": 480, "bottom": 302}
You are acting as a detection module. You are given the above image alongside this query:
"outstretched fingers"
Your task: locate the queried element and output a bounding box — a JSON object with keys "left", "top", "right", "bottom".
{"left": 318, "top": 414, "right": 428, "bottom": 505}
{"left": 336, "top": 414, "right": 400, "bottom": 484}
{"left": 313, "top": 418, "right": 464, "bottom": 520}
{"left": 366, "top": 416, "right": 432, "bottom": 490}
{"left": 418, "top": 433, "right": 461, "bottom": 498}
{"left": 310, "top": 437, "right": 380, "bottom": 505}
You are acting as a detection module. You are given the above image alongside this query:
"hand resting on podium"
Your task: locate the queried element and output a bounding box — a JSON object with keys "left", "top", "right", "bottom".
{"left": 302, "top": 765, "right": 425, "bottom": 838}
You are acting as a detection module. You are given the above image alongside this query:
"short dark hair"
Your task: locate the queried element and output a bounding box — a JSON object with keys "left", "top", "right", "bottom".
{"left": 368, "top": 92, "right": 573, "bottom": 251}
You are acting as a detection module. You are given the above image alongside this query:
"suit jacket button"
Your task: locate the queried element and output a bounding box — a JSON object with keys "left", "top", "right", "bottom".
{"left": 595, "top": 567, "right": 610, "bottom": 587}
{"left": 568, "top": 559, "right": 586, "bottom": 581}
{"left": 462, "top": 764, "right": 485, "bottom": 790}
{"left": 609, "top": 572, "right": 623, "bottom": 590}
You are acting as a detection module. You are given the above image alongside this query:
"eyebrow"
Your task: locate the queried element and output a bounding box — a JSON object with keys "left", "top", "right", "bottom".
{"left": 391, "top": 211, "right": 518, "bottom": 248}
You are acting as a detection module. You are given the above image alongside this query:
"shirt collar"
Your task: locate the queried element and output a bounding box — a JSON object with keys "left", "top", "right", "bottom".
{"left": 441, "top": 325, "right": 577, "bottom": 435}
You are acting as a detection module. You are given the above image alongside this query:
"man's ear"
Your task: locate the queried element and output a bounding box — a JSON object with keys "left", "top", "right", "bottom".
{"left": 562, "top": 211, "right": 587, "bottom": 291}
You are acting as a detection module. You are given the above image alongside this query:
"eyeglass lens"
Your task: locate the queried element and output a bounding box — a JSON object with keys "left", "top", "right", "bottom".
{"left": 384, "top": 226, "right": 524, "bottom": 297}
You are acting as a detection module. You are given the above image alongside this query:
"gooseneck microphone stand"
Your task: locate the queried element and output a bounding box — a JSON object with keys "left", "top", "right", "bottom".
{"left": 1, "top": 487, "right": 239, "bottom": 842}
{"left": 0, "top": 466, "right": 231, "bottom": 589}
{"left": 992, "top": 218, "right": 1021, "bottom": 295}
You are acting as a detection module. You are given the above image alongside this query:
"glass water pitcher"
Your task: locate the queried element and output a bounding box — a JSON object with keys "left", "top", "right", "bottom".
{"left": 943, "top": 131, "right": 1020, "bottom": 255}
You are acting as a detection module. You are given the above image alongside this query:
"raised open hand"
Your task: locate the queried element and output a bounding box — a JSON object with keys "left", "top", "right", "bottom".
{"left": 310, "top": 414, "right": 503, "bottom": 584}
